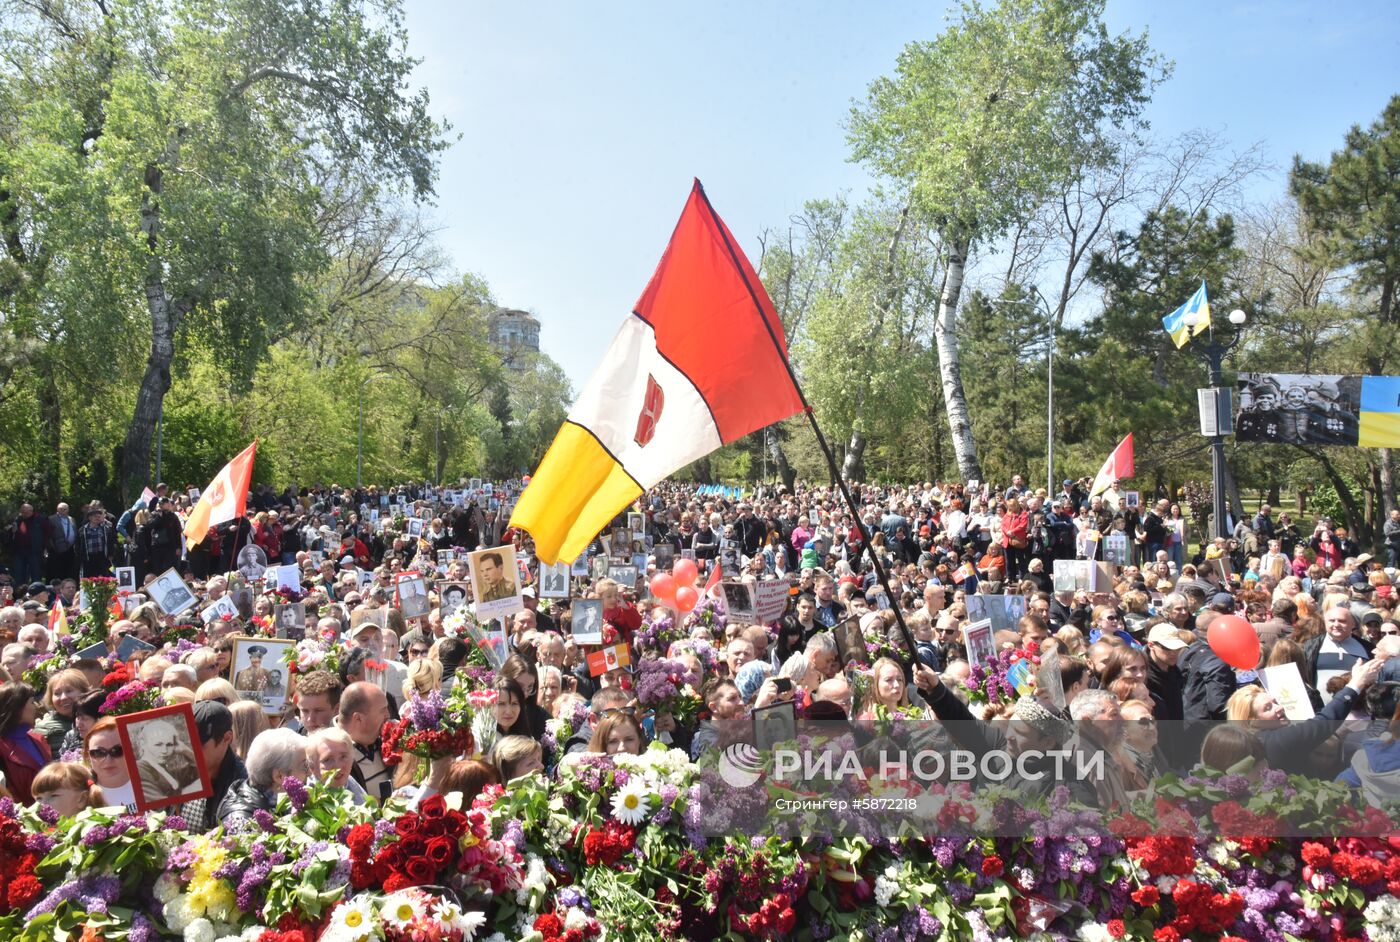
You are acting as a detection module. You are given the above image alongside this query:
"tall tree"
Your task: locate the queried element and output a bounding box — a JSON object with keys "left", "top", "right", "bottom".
{"left": 1, "top": 0, "right": 449, "bottom": 502}
{"left": 1291, "top": 95, "right": 1400, "bottom": 514}
{"left": 847, "top": 0, "right": 1167, "bottom": 480}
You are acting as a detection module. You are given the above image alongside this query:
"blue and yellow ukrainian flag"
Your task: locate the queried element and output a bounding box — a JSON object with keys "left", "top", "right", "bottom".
{"left": 1359, "top": 376, "right": 1400, "bottom": 447}
{"left": 1162, "top": 281, "right": 1211, "bottom": 349}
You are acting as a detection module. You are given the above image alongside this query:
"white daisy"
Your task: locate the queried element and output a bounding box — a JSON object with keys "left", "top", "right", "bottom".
{"left": 610, "top": 779, "right": 653, "bottom": 825}
{"left": 381, "top": 891, "right": 424, "bottom": 928}
{"left": 459, "top": 910, "right": 488, "bottom": 940}
{"left": 432, "top": 899, "right": 462, "bottom": 927}
{"left": 329, "top": 898, "right": 378, "bottom": 942}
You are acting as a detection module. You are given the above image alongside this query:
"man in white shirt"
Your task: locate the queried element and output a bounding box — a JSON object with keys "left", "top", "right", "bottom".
{"left": 1310, "top": 607, "right": 1373, "bottom": 704}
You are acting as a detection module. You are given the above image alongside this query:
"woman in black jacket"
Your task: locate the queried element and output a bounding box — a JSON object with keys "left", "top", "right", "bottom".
{"left": 1225, "top": 656, "right": 1383, "bottom": 775}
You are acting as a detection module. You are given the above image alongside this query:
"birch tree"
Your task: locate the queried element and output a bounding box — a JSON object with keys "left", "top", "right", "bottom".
{"left": 847, "top": 0, "right": 1167, "bottom": 480}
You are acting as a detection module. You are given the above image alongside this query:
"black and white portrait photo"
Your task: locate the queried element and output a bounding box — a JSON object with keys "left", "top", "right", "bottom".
{"left": 150, "top": 567, "right": 197, "bottom": 616}
{"left": 116, "top": 703, "right": 211, "bottom": 813}
{"left": 274, "top": 603, "right": 306, "bottom": 640}
{"left": 115, "top": 566, "right": 137, "bottom": 593}
{"left": 721, "top": 582, "right": 755, "bottom": 620}
{"left": 230, "top": 638, "right": 294, "bottom": 713}
{"left": 237, "top": 543, "right": 269, "bottom": 582}
{"left": 571, "top": 598, "right": 604, "bottom": 645}
{"left": 539, "top": 562, "right": 570, "bottom": 600}
{"left": 440, "top": 582, "right": 470, "bottom": 617}
{"left": 395, "top": 573, "right": 430, "bottom": 619}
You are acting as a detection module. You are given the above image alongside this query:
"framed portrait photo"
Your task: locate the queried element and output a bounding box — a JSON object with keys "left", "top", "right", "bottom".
{"left": 116, "top": 702, "right": 212, "bottom": 813}
{"left": 150, "top": 567, "right": 197, "bottom": 617}
{"left": 395, "top": 572, "right": 430, "bottom": 620}
{"left": 539, "top": 562, "right": 570, "bottom": 600}
{"left": 467, "top": 544, "right": 524, "bottom": 621}
{"left": 833, "top": 615, "right": 867, "bottom": 667}
{"left": 229, "top": 637, "right": 295, "bottom": 715}
{"left": 274, "top": 603, "right": 306, "bottom": 641}
{"left": 570, "top": 598, "right": 604, "bottom": 645}
{"left": 721, "top": 582, "right": 756, "bottom": 620}
{"left": 115, "top": 566, "right": 137, "bottom": 594}
{"left": 753, "top": 701, "right": 797, "bottom": 752}
{"left": 439, "top": 581, "right": 470, "bottom": 617}
{"left": 201, "top": 595, "right": 239, "bottom": 625}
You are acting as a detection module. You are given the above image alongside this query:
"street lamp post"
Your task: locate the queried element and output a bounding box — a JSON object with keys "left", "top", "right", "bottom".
{"left": 1183, "top": 306, "right": 1248, "bottom": 540}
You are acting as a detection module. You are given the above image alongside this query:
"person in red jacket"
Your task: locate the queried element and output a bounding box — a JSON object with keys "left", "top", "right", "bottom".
{"left": 599, "top": 578, "right": 641, "bottom": 646}
{"left": 1000, "top": 497, "right": 1031, "bottom": 584}
{"left": 0, "top": 682, "right": 53, "bottom": 804}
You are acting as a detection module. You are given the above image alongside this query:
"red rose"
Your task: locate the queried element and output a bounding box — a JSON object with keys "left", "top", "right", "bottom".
{"left": 1107, "top": 919, "right": 1126, "bottom": 939}
{"left": 394, "top": 815, "right": 421, "bottom": 838}
{"left": 426, "top": 836, "right": 456, "bottom": 867}
{"left": 404, "top": 857, "right": 435, "bottom": 884}
{"left": 445, "top": 810, "right": 469, "bottom": 836}
{"left": 382, "top": 872, "right": 411, "bottom": 894}
{"left": 980, "top": 855, "right": 1004, "bottom": 878}
{"left": 419, "top": 794, "right": 447, "bottom": 820}
{"left": 1131, "top": 885, "right": 1161, "bottom": 907}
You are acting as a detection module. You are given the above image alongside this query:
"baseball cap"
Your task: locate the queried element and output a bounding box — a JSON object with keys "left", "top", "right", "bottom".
{"left": 192, "top": 700, "right": 234, "bottom": 743}
{"left": 1147, "top": 624, "right": 1189, "bottom": 650}
{"left": 521, "top": 586, "right": 537, "bottom": 599}
{"left": 26, "top": 582, "right": 50, "bottom": 598}
{"left": 1361, "top": 610, "right": 1384, "bottom": 625}
{"left": 339, "top": 555, "right": 356, "bottom": 568}
{"left": 1210, "top": 592, "right": 1236, "bottom": 609}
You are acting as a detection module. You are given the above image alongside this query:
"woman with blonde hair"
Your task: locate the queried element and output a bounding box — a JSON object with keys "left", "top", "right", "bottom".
{"left": 402, "top": 658, "right": 442, "bottom": 701}
{"left": 230, "top": 700, "right": 269, "bottom": 760}
{"left": 1224, "top": 656, "right": 1382, "bottom": 774}
{"left": 857, "top": 657, "right": 913, "bottom": 719}
{"left": 196, "top": 678, "right": 239, "bottom": 706}
{"left": 31, "top": 761, "right": 102, "bottom": 818}
{"left": 35, "top": 668, "right": 91, "bottom": 753}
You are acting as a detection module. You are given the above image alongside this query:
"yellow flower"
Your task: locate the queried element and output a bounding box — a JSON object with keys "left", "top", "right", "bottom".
{"left": 345, "top": 910, "right": 364, "bottom": 929}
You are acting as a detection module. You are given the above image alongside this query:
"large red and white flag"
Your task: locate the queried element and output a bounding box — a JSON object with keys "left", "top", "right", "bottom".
{"left": 1090, "top": 433, "right": 1134, "bottom": 498}
{"left": 510, "top": 181, "right": 805, "bottom": 564}
{"left": 183, "top": 441, "right": 258, "bottom": 548}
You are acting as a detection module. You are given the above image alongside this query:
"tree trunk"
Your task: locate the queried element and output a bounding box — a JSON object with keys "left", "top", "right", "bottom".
{"left": 1379, "top": 448, "right": 1397, "bottom": 518}
{"left": 120, "top": 140, "right": 192, "bottom": 504}
{"left": 121, "top": 283, "right": 183, "bottom": 503}
{"left": 842, "top": 428, "right": 866, "bottom": 482}
{"left": 933, "top": 240, "right": 981, "bottom": 481}
{"left": 766, "top": 427, "right": 796, "bottom": 493}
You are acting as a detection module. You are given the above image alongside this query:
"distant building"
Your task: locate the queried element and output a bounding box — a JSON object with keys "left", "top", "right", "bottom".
{"left": 489, "top": 309, "right": 540, "bottom": 369}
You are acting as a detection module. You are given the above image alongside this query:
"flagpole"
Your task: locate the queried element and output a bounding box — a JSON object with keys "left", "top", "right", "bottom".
{"left": 694, "top": 183, "right": 920, "bottom": 666}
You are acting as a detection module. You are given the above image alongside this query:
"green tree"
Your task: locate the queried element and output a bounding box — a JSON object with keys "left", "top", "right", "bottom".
{"left": 1291, "top": 95, "right": 1400, "bottom": 514}
{"left": 0, "top": 0, "right": 449, "bottom": 502}
{"left": 848, "top": 0, "right": 1168, "bottom": 481}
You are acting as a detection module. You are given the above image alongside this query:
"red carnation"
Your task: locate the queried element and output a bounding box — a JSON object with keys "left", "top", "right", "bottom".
{"left": 346, "top": 823, "right": 375, "bottom": 860}
{"left": 6, "top": 874, "right": 41, "bottom": 910}
{"left": 1107, "top": 920, "right": 1126, "bottom": 939}
{"left": 1152, "top": 928, "right": 1181, "bottom": 942}
{"left": 348, "top": 861, "right": 376, "bottom": 889}
{"left": 1300, "top": 841, "right": 1332, "bottom": 869}
{"left": 382, "top": 872, "right": 411, "bottom": 894}
{"left": 981, "top": 855, "right": 1004, "bottom": 878}
{"left": 533, "top": 913, "right": 564, "bottom": 937}
{"left": 1131, "top": 885, "right": 1161, "bottom": 907}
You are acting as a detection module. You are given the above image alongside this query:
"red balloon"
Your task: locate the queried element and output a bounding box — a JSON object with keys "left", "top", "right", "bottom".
{"left": 672, "top": 558, "right": 699, "bottom": 588}
{"left": 674, "top": 586, "right": 699, "bottom": 613}
{"left": 1207, "top": 614, "right": 1260, "bottom": 670}
{"left": 649, "top": 573, "right": 676, "bottom": 601}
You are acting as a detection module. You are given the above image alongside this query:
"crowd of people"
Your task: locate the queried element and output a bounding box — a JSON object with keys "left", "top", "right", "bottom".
{"left": 0, "top": 475, "right": 1396, "bottom": 938}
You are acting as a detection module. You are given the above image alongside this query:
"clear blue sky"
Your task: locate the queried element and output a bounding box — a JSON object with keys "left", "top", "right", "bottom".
{"left": 402, "top": 0, "right": 1399, "bottom": 389}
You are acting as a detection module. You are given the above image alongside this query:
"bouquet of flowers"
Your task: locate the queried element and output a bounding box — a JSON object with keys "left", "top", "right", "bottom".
{"left": 381, "top": 687, "right": 476, "bottom": 768}
{"left": 633, "top": 657, "right": 702, "bottom": 725}
{"left": 346, "top": 794, "right": 523, "bottom": 900}
{"left": 78, "top": 576, "right": 119, "bottom": 637}
{"left": 284, "top": 633, "right": 342, "bottom": 677}
{"left": 542, "top": 697, "right": 589, "bottom": 758}
{"left": 962, "top": 643, "right": 1039, "bottom": 706}
{"left": 322, "top": 887, "right": 487, "bottom": 942}
{"left": 96, "top": 662, "right": 160, "bottom": 716}
{"left": 634, "top": 610, "right": 684, "bottom": 653}
{"left": 684, "top": 593, "right": 727, "bottom": 636}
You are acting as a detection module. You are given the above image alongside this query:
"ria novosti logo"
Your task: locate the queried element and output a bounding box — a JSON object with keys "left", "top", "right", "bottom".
{"left": 718, "top": 742, "right": 764, "bottom": 787}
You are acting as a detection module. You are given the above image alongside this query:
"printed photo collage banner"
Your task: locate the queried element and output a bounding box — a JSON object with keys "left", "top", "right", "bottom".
{"left": 1236, "top": 373, "right": 1400, "bottom": 447}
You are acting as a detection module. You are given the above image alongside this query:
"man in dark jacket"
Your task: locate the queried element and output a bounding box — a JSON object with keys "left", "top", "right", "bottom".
{"left": 8, "top": 504, "right": 48, "bottom": 585}
{"left": 180, "top": 700, "right": 246, "bottom": 832}
{"left": 732, "top": 504, "right": 765, "bottom": 559}
{"left": 143, "top": 498, "right": 184, "bottom": 576}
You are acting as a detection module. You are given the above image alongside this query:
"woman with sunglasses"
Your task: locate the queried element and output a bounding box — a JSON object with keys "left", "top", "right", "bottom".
{"left": 0, "top": 682, "right": 50, "bottom": 803}
{"left": 84, "top": 716, "right": 136, "bottom": 807}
